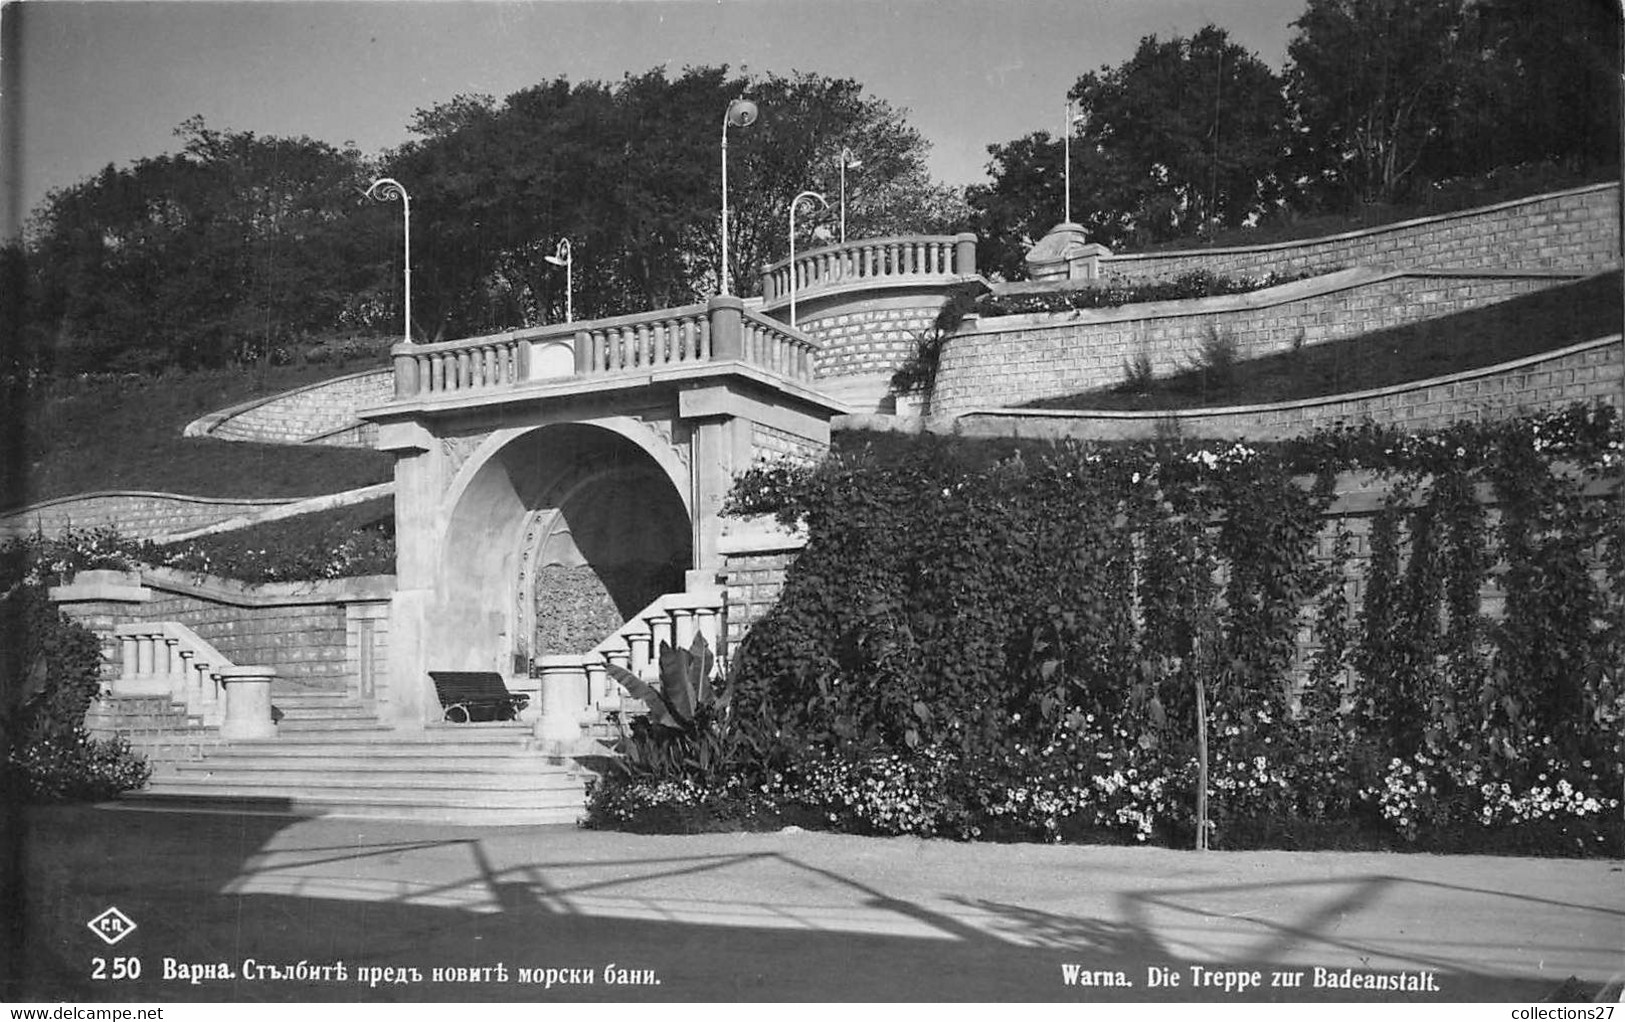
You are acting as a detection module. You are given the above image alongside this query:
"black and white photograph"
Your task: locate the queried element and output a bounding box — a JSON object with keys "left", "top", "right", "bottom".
{"left": 1, "top": 0, "right": 1622, "bottom": 1008}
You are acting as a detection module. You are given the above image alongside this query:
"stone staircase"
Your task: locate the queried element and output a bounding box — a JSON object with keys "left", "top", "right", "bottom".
{"left": 113, "top": 692, "right": 591, "bottom": 825}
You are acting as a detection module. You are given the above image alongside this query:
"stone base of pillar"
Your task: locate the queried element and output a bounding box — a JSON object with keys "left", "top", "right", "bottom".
{"left": 218, "top": 666, "right": 278, "bottom": 740}
{"left": 533, "top": 656, "right": 589, "bottom": 744}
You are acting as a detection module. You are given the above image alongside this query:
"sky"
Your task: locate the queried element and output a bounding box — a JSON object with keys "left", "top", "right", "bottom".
{"left": 0, "top": 0, "right": 1311, "bottom": 237}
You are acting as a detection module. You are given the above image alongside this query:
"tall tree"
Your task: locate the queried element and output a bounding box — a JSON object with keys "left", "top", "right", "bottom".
{"left": 1069, "top": 25, "right": 1292, "bottom": 241}
{"left": 26, "top": 118, "right": 384, "bottom": 371}
{"left": 969, "top": 25, "right": 1290, "bottom": 274}
{"left": 388, "top": 66, "right": 968, "bottom": 340}
{"left": 1285, "top": 0, "right": 1475, "bottom": 206}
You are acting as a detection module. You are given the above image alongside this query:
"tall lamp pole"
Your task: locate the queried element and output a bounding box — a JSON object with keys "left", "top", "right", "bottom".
{"left": 1063, "top": 99, "right": 1087, "bottom": 225}
{"left": 839, "top": 146, "right": 862, "bottom": 244}
{"left": 789, "top": 190, "right": 829, "bottom": 329}
{"left": 365, "top": 178, "right": 411, "bottom": 344}
{"left": 720, "top": 97, "right": 760, "bottom": 295}
{"left": 545, "top": 238, "right": 573, "bottom": 323}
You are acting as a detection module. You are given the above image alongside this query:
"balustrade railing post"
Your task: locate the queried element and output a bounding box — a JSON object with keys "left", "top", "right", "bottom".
{"left": 393, "top": 345, "right": 419, "bottom": 398}
{"left": 708, "top": 295, "right": 744, "bottom": 361}
{"left": 760, "top": 265, "right": 775, "bottom": 304}
{"left": 955, "top": 232, "right": 979, "bottom": 276}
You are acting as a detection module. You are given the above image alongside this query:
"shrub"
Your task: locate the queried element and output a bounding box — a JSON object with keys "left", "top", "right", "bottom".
{"left": 0, "top": 583, "right": 149, "bottom": 804}
{"left": 3, "top": 730, "right": 150, "bottom": 803}
{"left": 675, "top": 404, "right": 1624, "bottom": 852}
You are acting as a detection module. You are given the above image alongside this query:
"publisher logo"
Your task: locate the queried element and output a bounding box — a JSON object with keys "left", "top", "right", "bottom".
{"left": 87, "top": 906, "right": 137, "bottom": 946}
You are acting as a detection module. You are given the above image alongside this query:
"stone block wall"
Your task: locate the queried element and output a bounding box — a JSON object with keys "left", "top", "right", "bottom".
{"left": 799, "top": 295, "right": 950, "bottom": 379}
{"left": 932, "top": 270, "right": 1572, "bottom": 416}
{"left": 954, "top": 338, "right": 1623, "bottom": 442}
{"left": 51, "top": 569, "right": 393, "bottom": 697}
{"left": 0, "top": 492, "right": 300, "bottom": 541}
{"left": 192, "top": 368, "right": 391, "bottom": 447}
{"left": 750, "top": 422, "right": 827, "bottom": 465}
{"left": 1103, "top": 183, "right": 1619, "bottom": 282}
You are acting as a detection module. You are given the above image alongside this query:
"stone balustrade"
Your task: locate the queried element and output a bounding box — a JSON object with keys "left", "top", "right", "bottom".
{"left": 572, "top": 303, "right": 713, "bottom": 376}
{"left": 390, "top": 298, "right": 821, "bottom": 399}
{"left": 759, "top": 233, "right": 979, "bottom": 305}
{"left": 111, "top": 622, "right": 277, "bottom": 738}
{"left": 740, "top": 308, "right": 818, "bottom": 382}
{"left": 529, "top": 588, "right": 726, "bottom": 745}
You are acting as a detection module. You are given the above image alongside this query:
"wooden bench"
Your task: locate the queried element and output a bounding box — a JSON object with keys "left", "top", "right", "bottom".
{"left": 428, "top": 671, "right": 529, "bottom": 723}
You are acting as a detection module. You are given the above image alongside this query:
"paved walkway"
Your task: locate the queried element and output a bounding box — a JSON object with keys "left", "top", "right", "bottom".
{"left": 5, "top": 804, "right": 1623, "bottom": 1002}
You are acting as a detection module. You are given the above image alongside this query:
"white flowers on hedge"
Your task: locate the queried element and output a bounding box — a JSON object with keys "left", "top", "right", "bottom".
{"left": 1370, "top": 752, "right": 1620, "bottom": 840}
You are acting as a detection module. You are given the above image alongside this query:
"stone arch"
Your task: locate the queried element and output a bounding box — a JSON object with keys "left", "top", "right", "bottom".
{"left": 434, "top": 420, "right": 691, "bottom": 677}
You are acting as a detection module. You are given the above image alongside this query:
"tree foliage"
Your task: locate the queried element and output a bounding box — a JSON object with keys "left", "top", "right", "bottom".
{"left": 970, "top": 25, "right": 1290, "bottom": 273}
{"left": 387, "top": 66, "right": 968, "bottom": 340}
{"left": 24, "top": 118, "right": 387, "bottom": 373}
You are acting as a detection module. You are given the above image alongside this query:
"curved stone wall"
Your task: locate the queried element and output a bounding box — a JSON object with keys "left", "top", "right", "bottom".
{"left": 1102, "top": 183, "right": 1618, "bottom": 282}
{"left": 931, "top": 268, "right": 1578, "bottom": 417}
{"left": 186, "top": 367, "right": 391, "bottom": 447}
{"left": 949, "top": 336, "right": 1622, "bottom": 441}
{"left": 0, "top": 491, "right": 300, "bottom": 541}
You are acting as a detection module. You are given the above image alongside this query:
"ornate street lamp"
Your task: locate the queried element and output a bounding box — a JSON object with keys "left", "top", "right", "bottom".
{"left": 788, "top": 190, "right": 829, "bottom": 329}
{"left": 365, "top": 178, "right": 411, "bottom": 344}
{"left": 838, "top": 146, "right": 862, "bottom": 243}
{"left": 544, "top": 238, "right": 573, "bottom": 323}
{"left": 719, "top": 97, "right": 759, "bottom": 295}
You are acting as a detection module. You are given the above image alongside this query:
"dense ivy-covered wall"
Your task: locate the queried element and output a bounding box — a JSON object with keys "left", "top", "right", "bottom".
{"left": 706, "top": 405, "right": 1622, "bottom": 850}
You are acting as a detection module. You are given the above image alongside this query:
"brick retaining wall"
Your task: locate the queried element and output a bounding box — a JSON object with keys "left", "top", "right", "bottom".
{"left": 1102, "top": 182, "right": 1619, "bottom": 282}
{"left": 0, "top": 491, "right": 300, "bottom": 541}
{"left": 932, "top": 269, "right": 1578, "bottom": 417}
{"left": 51, "top": 569, "right": 394, "bottom": 697}
{"left": 187, "top": 368, "right": 391, "bottom": 447}
{"left": 799, "top": 294, "right": 952, "bottom": 380}
{"left": 952, "top": 337, "right": 1623, "bottom": 441}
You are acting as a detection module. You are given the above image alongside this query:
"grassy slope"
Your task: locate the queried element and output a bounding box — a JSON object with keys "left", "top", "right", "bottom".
{"left": 6, "top": 363, "right": 392, "bottom": 510}
{"left": 1022, "top": 274, "right": 1622, "bottom": 412}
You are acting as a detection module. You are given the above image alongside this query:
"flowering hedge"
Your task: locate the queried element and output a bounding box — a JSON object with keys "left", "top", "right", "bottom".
{"left": 588, "top": 404, "right": 1623, "bottom": 854}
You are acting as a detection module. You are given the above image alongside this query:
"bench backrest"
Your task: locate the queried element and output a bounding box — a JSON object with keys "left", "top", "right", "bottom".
{"left": 428, "top": 671, "right": 514, "bottom": 705}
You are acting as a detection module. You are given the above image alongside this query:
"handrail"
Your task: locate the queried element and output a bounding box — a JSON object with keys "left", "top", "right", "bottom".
{"left": 390, "top": 297, "right": 823, "bottom": 398}
{"left": 740, "top": 307, "right": 819, "bottom": 382}
{"left": 572, "top": 301, "right": 712, "bottom": 377}
{"left": 759, "top": 232, "right": 979, "bottom": 304}
{"left": 112, "top": 621, "right": 235, "bottom": 725}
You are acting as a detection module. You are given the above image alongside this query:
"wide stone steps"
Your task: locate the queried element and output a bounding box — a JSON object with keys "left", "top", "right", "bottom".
{"left": 123, "top": 708, "right": 590, "bottom": 825}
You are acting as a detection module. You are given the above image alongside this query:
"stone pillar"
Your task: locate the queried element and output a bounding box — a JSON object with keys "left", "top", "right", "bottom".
{"left": 218, "top": 666, "right": 278, "bottom": 740}
{"left": 376, "top": 420, "right": 437, "bottom": 729}
{"left": 955, "top": 232, "right": 978, "bottom": 276}
{"left": 392, "top": 344, "right": 419, "bottom": 399}
{"left": 708, "top": 295, "right": 745, "bottom": 360}
{"left": 533, "top": 656, "right": 588, "bottom": 744}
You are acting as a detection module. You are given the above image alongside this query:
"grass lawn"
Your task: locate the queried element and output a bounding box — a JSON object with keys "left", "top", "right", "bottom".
{"left": 1022, "top": 273, "right": 1622, "bottom": 412}
{"left": 5, "top": 362, "right": 393, "bottom": 510}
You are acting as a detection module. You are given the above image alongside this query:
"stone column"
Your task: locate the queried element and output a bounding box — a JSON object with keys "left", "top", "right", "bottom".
{"left": 708, "top": 295, "right": 745, "bottom": 360}
{"left": 955, "top": 232, "right": 978, "bottom": 276}
{"left": 218, "top": 666, "right": 278, "bottom": 740}
{"left": 533, "top": 656, "right": 589, "bottom": 745}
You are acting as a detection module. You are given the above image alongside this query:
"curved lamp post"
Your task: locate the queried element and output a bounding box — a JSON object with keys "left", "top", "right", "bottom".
{"left": 365, "top": 178, "right": 411, "bottom": 344}
{"left": 788, "top": 190, "right": 829, "bottom": 329}
{"left": 720, "top": 97, "right": 759, "bottom": 295}
{"left": 838, "top": 146, "right": 862, "bottom": 243}
{"left": 544, "top": 238, "right": 573, "bottom": 323}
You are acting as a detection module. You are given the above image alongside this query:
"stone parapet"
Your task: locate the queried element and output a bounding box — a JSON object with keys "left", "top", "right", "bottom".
{"left": 951, "top": 336, "right": 1623, "bottom": 441}
{"left": 1101, "top": 182, "right": 1619, "bottom": 282}
{"left": 932, "top": 268, "right": 1587, "bottom": 417}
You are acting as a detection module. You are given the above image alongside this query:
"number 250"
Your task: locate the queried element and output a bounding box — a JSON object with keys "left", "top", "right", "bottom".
{"left": 92, "top": 957, "right": 141, "bottom": 980}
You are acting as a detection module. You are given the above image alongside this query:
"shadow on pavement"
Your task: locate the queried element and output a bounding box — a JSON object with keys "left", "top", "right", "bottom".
{"left": 6, "top": 804, "right": 1615, "bottom": 1002}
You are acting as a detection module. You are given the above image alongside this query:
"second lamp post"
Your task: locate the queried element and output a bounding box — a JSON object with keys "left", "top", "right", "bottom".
{"left": 789, "top": 190, "right": 829, "bottom": 329}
